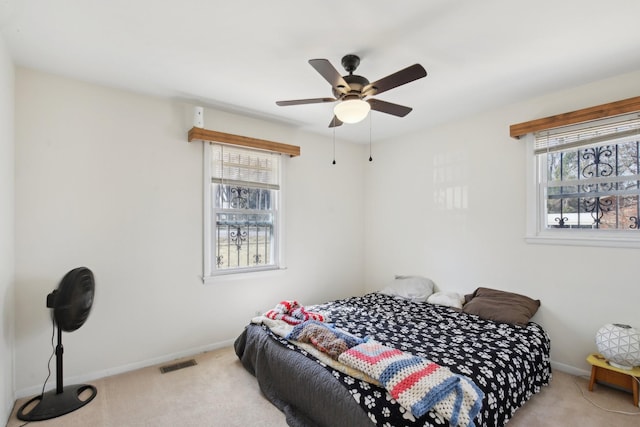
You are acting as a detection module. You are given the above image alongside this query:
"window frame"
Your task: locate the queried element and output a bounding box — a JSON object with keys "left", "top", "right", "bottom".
{"left": 525, "top": 133, "right": 640, "bottom": 249}
{"left": 202, "top": 142, "right": 287, "bottom": 282}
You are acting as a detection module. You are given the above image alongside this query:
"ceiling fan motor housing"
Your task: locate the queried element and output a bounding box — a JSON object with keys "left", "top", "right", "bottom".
{"left": 333, "top": 74, "right": 370, "bottom": 99}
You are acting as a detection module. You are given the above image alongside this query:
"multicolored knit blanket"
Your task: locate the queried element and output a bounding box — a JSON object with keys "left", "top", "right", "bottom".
{"left": 338, "top": 341, "right": 483, "bottom": 427}
{"left": 286, "top": 320, "right": 364, "bottom": 360}
{"left": 264, "top": 300, "right": 325, "bottom": 325}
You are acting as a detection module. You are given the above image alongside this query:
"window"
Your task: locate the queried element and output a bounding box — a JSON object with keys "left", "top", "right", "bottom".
{"left": 204, "top": 143, "right": 282, "bottom": 277}
{"left": 527, "top": 113, "right": 640, "bottom": 246}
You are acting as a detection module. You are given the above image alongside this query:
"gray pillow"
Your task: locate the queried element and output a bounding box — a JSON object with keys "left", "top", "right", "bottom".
{"left": 379, "top": 276, "right": 435, "bottom": 302}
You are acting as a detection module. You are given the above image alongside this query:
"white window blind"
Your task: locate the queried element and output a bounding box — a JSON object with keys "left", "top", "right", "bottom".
{"left": 534, "top": 112, "right": 640, "bottom": 154}
{"left": 211, "top": 143, "right": 280, "bottom": 189}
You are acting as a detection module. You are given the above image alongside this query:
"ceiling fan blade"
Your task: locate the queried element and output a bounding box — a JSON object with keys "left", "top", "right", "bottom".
{"left": 309, "top": 59, "right": 351, "bottom": 95}
{"left": 276, "top": 97, "right": 337, "bottom": 106}
{"left": 362, "top": 64, "right": 427, "bottom": 97}
{"left": 368, "top": 98, "right": 413, "bottom": 117}
{"left": 328, "top": 116, "right": 343, "bottom": 128}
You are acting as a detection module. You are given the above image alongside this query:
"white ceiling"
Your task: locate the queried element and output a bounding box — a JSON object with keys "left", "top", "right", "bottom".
{"left": 2, "top": 0, "right": 640, "bottom": 143}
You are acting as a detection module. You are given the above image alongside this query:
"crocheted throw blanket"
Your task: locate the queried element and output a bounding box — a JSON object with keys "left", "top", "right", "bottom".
{"left": 286, "top": 320, "right": 364, "bottom": 360}
{"left": 264, "top": 300, "right": 325, "bottom": 325}
{"left": 338, "top": 341, "right": 483, "bottom": 427}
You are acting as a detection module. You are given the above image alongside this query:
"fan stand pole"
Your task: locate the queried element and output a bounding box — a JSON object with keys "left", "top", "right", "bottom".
{"left": 56, "top": 327, "right": 63, "bottom": 393}
{"left": 16, "top": 327, "right": 98, "bottom": 422}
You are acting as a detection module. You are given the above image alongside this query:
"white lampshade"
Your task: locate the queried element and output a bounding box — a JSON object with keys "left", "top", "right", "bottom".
{"left": 334, "top": 99, "right": 371, "bottom": 124}
{"left": 595, "top": 323, "right": 640, "bottom": 370}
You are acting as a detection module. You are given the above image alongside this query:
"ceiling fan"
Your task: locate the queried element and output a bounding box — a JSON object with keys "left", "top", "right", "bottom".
{"left": 276, "top": 54, "right": 427, "bottom": 127}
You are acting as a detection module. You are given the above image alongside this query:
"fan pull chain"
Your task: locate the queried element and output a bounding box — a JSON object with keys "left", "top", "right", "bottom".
{"left": 332, "top": 117, "right": 336, "bottom": 165}
{"left": 369, "top": 113, "right": 373, "bottom": 162}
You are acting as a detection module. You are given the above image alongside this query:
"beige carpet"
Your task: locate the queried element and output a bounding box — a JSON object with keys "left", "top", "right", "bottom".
{"left": 6, "top": 346, "right": 640, "bottom": 427}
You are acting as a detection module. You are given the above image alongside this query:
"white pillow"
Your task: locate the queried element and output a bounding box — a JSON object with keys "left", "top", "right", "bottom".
{"left": 427, "top": 291, "right": 464, "bottom": 309}
{"left": 379, "top": 276, "right": 435, "bottom": 302}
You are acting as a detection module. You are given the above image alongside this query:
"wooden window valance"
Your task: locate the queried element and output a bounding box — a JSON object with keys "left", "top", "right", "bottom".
{"left": 509, "top": 95, "right": 640, "bottom": 139}
{"left": 188, "top": 127, "right": 300, "bottom": 157}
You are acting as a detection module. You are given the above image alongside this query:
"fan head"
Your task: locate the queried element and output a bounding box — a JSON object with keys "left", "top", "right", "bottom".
{"left": 47, "top": 267, "right": 95, "bottom": 332}
{"left": 332, "top": 74, "right": 370, "bottom": 99}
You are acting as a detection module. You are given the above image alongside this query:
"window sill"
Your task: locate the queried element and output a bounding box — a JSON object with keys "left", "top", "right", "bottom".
{"left": 525, "top": 232, "right": 640, "bottom": 249}
{"left": 202, "top": 266, "right": 287, "bottom": 284}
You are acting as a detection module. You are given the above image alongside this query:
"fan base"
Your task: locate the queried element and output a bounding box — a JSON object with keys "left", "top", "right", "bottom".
{"left": 341, "top": 54, "right": 360, "bottom": 74}
{"left": 17, "top": 384, "right": 97, "bottom": 421}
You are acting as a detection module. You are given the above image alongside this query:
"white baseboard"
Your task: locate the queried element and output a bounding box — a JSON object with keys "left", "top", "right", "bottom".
{"left": 15, "top": 339, "right": 236, "bottom": 399}
{"left": 15, "top": 349, "right": 593, "bottom": 400}
{"left": 550, "top": 359, "right": 590, "bottom": 377}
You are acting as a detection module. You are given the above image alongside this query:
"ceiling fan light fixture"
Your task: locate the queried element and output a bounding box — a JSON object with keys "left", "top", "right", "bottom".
{"left": 334, "top": 99, "right": 370, "bottom": 124}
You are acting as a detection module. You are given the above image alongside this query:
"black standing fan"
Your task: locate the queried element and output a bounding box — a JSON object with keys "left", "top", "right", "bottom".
{"left": 17, "top": 267, "right": 97, "bottom": 421}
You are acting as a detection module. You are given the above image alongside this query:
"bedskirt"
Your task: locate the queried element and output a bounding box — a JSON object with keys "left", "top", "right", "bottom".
{"left": 235, "top": 323, "right": 373, "bottom": 427}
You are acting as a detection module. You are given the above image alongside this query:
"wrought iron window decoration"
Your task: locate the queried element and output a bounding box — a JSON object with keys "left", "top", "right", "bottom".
{"left": 549, "top": 144, "right": 636, "bottom": 229}
{"left": 214, "top": 187, "right": 275, "bottom": 269}
{"left": 229, "top": 186, "right": 249, "bottom": 209}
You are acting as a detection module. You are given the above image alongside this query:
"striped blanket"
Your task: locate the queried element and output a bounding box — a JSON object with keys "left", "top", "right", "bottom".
{"left": 264, "top": 300, "right": 325, "bottom": 325}
{"left": 338, "top": 340, "right": 483, "bottom": 427}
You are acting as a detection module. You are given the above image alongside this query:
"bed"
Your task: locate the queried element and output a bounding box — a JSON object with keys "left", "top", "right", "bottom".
{"left": 234, "top": 287, "right": 551, "bottom": 427}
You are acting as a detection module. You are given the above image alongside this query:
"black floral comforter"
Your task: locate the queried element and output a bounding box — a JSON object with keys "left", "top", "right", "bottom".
{"left": 264, "top": 292, "right": 551, "bottom": 427}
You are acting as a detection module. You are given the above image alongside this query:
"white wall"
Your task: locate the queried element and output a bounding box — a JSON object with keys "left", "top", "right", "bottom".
{"left": 0, "top": 35, "right": 15, "bottom": 422}
{"left": 13, "top": 68, "right": 366, "bottom": 394}
{"left": 12, "top": 62, "right": 640, "bottom": 402}
{"left": 365, "top": 69, "right": 640, "bottom": 373}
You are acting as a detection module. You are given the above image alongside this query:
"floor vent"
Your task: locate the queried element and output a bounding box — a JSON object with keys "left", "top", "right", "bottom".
{"left": 159, "top": 359, "right": 197, "bottom": 374}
